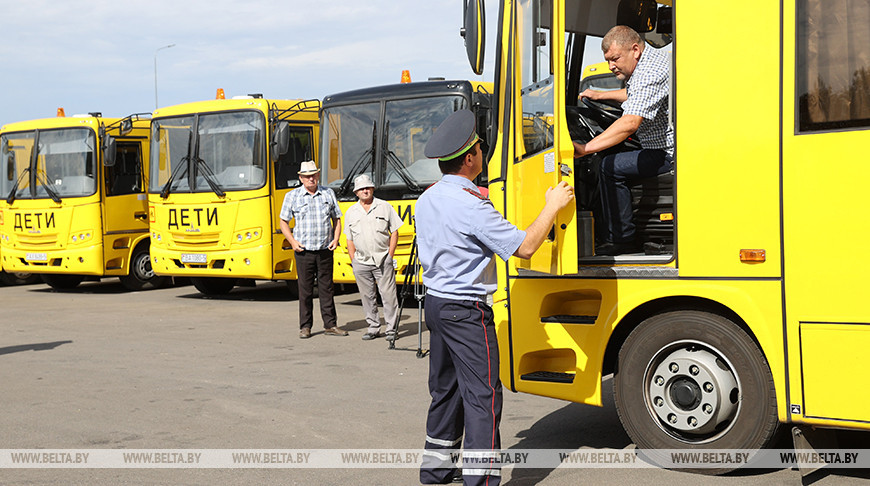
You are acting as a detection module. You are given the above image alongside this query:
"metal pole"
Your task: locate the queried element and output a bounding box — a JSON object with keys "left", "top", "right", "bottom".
{"left": 154, "top": 44, "right": 176, "bottom": 109}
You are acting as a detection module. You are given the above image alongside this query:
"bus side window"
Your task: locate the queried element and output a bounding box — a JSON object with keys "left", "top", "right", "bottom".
{"left": 106, "top": 142, "right": 143, "bottom": 196}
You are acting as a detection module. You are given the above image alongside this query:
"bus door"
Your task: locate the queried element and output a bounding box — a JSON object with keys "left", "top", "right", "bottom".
{"left": 270, "top": 123, "right": 316, "bottom": 274}
{"left": 509, "top": 0, "right": 578, "bottom": 275}
{"left": 783, "top": 0, "right": 870, "bottom": 424}
{"left": 102, "top": 139, "right": 149, "bottom": 270}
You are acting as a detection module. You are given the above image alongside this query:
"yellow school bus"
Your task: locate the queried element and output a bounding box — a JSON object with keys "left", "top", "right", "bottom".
{"left": 320, "top": 79, "right": 492, "bottom": 284}
{"left": 147, "top": 93, "right": 319, "bottom": 295}
{"left": 461, "top": 0, "right": 870, "bottom": 468}
{"left": 0, "top": 112, "right": 161, "bottom": 290}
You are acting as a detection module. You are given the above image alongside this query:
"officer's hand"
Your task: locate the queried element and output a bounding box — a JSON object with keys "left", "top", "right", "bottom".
{"left": 327, "top": 239, "right": 339, "bottom": 251}
{"left": 545, "top": 181, "right": 575, "bottom": 211}
{"left": 291, "top": 242, "right": 305, "bottom": 252}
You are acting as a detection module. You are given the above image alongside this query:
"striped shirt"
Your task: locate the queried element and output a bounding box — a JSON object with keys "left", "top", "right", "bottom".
{"left": 279, "top": 185, "right": 342, "bottom": 251}
{"left": 622, "top": 47, "right": 674, "bottom": 157}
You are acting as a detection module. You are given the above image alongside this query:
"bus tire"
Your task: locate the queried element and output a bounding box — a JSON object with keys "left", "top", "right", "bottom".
{"left": 0, "top": 270, "right": 42, "bottom": 286}
{"left": 120, "top": 246, "right": 168, "bottom": 291}
{"left": 613, "top": 310, "right": 779, "bottom": 474}
{"left": 191, "top": 277, "right": 237, "bottom": 296}
{"left": 42, "top": 274, "right": 84, "bottom": 290}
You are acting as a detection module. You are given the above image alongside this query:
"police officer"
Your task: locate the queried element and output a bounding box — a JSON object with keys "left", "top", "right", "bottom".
{"left": 416, "top": 110, "right": 574, "bottom": 485}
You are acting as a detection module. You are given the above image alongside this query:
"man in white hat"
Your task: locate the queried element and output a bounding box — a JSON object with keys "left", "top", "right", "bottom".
{"left": 279, "top": 161, "right": 347, "bottom": 338}
{"left": 344, "top": 173, "right": 404, "bottom": 341}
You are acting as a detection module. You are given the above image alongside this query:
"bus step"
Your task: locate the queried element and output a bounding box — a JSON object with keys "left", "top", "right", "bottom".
{"left": 520, "top": 371, "right": 575, "bottom": 384}
{"left": 540, "top": 315, "right": 596, "bottom": 324}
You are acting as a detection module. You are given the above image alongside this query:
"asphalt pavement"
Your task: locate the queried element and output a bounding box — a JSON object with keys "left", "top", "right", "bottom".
{"left": 1, "top": 279, "right": 867, "bottom": 485}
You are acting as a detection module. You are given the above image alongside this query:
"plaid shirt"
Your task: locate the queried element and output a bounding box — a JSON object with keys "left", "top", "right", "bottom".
{"left": 279, "top": 185, "right": 342, "bottom": 250}
{"left": 622, "top": 47, "right": 674, "bottom": 157}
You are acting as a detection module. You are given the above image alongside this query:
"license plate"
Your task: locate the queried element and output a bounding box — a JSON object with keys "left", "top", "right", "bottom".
{"left": 180, "top": 253, "right": 207, "bottom": 264}
{"left": 25, "top": 252, "right": 48, "bottom": 262}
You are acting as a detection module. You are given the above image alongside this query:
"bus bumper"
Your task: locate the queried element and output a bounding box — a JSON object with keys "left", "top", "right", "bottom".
{"left": 0, "top": 244, "right": 105, "bottom": 276}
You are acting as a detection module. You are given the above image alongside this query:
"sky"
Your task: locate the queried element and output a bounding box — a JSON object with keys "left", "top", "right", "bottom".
{"left": 0, "top": 0, "right": 604, "bottom": 125}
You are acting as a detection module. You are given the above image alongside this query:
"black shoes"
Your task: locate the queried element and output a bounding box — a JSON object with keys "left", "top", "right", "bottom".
{"left": 595, "top": 240, "right": 640, "bottom": 256}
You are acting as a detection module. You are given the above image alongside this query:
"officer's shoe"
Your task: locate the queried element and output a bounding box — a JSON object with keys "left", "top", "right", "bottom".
{"left": 385, "top": 330, "right": 397, "bottom": 343}
{"left": 361, "top": 332, "right": 380, "bottom": 340}
{"left": 299, "top": 327, "right": 312, "bottom": 339}
{"left": 323, "top": 327, "right": 349, "bottom": 337}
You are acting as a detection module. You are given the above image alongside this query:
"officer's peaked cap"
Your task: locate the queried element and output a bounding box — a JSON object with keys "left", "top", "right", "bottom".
{"left": 424, "top": 110, "right": 480, "bottom": 161}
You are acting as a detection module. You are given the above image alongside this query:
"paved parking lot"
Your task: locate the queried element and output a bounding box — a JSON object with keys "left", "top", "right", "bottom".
{"left": 1, "top": 279, "right": 868, "bottom": 485}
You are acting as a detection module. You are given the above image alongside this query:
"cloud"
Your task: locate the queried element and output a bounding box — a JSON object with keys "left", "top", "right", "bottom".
{"left": 0, "top": 0, "right": 490, "bottom": 122}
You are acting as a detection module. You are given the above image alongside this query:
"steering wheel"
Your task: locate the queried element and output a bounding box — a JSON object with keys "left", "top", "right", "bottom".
{"left": 580, "top": 96, "right": 622, "bottom": 124}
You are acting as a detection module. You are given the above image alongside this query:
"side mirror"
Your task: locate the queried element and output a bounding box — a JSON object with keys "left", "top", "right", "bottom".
{"left": 119, "top": 118, "right": 134, "bottom": 136}
{"left": 461, "top": 0, "right": 486, "bottom": 75}
{"left": 271, "top": 121, "right": 290, "bottom": 163}
{"left": 102, "top": 135, "right": 117, "bottom": 167}
{"left": 617, "top": 0, "right": 657, "bottom": 33}
{"left": 6, "top": 152, "right": 15, "bottom": 181}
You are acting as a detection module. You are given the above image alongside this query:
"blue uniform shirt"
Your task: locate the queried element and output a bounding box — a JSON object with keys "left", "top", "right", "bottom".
{"left": 415, "top": 174, "right": 526, "bottom": 301}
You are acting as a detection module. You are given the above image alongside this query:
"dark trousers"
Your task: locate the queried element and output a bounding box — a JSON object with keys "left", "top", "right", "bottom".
{"left": 294, "top": 249, "right": 337, "bottom": 330}
{"left": 421, "top": 294, "right": 501, "bottom": 486}
{"left": 599, "top": 148, "right": 673, "bottom": 243}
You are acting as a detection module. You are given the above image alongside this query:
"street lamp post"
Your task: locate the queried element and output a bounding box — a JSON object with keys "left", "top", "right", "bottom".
{"left": 154, "top": 44, "right": 176, "bottom": 109}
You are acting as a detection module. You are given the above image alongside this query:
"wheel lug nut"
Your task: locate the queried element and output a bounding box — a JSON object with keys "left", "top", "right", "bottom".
{"left": 669, "top": 363, "right": 679, "bottom": 373}
{"left": 704, "top": 382, "right": 714, "bottom": 392}
{"left": 654, "top": 397, "right": 664, "bottom": 407}
{"left": 703, "top": 404, "right": 713, "bottom": 414}
{"left": 688, "top": 416, "right": 698, "bottom": 427}
{"left": 689, "top": 365, "right": 699, "bottom": 376}
{"left": 668, "top": 414, "right": 677, "bottom": 424}
{"left": 655, "top": 376, "right": 664, "bottom": 386}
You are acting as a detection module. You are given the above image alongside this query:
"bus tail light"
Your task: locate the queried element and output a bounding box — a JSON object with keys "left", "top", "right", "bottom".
{"left": 740, "top": 249, "right": 766, "bottom": 263}
{"left": 659, "top": 213, "right": 674, "bottom": 221}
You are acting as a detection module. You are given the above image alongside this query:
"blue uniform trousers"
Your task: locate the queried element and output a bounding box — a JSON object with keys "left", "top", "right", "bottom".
{"left": 421, "top": 294, "right": 501, "bottom": 486}
{"left": 599, "top": 148, "right": 673, "bottom": 243}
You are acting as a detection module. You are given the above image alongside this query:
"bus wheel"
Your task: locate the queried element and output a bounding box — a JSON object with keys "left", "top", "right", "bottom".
{"left": 191, "top": 277, "right": 237, "bottom": 296}
{"left": 120, "top": 247, "right": 168, "bottom": 291}
{"left": 42, "top": 274, "right": 84, "bottom": 290}
{"left": 0, "top": 270, "right": 42, "bottom": 286}
{"left": 613, "top": 310, "right": 778, "bottom": 474}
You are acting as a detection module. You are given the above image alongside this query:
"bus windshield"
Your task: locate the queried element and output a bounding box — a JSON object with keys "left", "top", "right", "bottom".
{"left": 1, "top": 128, "right": 96, "bottom": 200}
{"left": 149, "top": 111, "right": 266, "bottom": 195}
{"left": 321, "top": 94, "right": 467, "bottom": 201}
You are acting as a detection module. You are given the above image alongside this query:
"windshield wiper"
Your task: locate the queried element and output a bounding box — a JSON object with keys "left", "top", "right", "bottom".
{"left": 35, "top": 171, "right": 62, "bottom": 203}
{"left": 337, "top": 120, "right": 377, "bottom": 198}
{"left": 159, "top": 155, "right": 190, "bottom": 199}
{"left": 188, "top": 126, "right": 224, "bottom": 198}
{"left": 6, "top": 166, "right": 30, "bottom": 204}
{"left": 193, "top": 156, "right": 225, "bottom": 197}
{"left": 382, "top": 121, "right": 422, "bottom": 192}
{"left": 160, "top": 128, "right": 194, "bottom": 199}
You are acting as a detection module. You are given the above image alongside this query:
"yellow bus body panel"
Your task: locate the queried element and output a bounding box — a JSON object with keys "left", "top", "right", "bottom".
{"left": 0, "top": 116, "right": 151, "bottom": 278}
{"left": 491, "top": 0, "right": 870, "bottom": 438}
{"left": 148, "top": 98, "right": 319, "bottom": 282}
